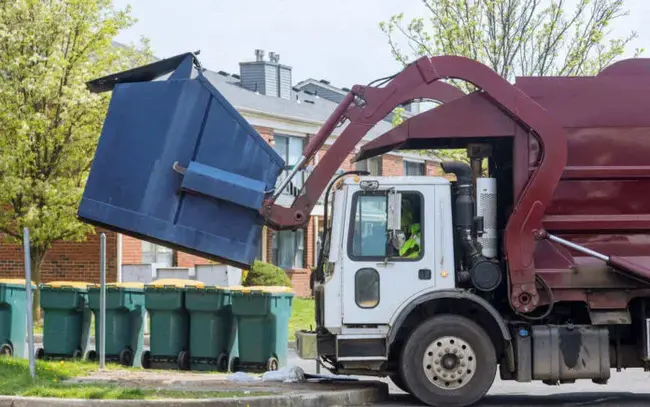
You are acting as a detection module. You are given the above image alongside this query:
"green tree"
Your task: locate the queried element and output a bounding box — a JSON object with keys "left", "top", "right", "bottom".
{"left": 381, "top": 0, "right": 643, "bottom": 162}
{"left": 0, "top": 0, "right": 153, "bottom": 318}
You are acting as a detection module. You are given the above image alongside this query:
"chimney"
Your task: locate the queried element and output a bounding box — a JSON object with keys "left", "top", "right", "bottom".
{"left": 239, "top": 49, "right": 292, "bottom": 99}
{"left": 255, "top": 49, "right": 265, "bottom": 62}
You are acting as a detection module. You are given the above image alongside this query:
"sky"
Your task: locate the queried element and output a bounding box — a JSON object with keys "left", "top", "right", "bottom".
{"left": 112, "top": 0, "right": 650, "bottom": 88}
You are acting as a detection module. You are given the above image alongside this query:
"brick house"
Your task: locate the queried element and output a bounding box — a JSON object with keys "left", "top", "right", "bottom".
{"left": 0, "top": 50, "right": 440, "bottom": 297}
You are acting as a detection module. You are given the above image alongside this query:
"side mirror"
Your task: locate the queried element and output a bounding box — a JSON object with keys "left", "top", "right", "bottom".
{"left": 387, "top": 189, "right": 402, "bottom": 231}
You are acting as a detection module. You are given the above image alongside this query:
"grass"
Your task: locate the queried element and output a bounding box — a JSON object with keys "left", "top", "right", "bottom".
{"left": 0, "top": 358, "right": 263, "bottom": 400}
{"left": 289, "top": 297, "right": 315, "bottom": 341}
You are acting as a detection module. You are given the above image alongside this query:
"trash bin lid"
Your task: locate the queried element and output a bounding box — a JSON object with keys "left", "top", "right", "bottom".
{"left": 88, "top": 282, "right": 146, "bottom": 291}
{"left": 42, "top": 281, "right": 91, "bottom": 289}
{"left": 0, "top": 278, "right": 35, "bottom": 287}
{"left": 146, "top": 278, "right": 205, "bottom": 289}
{"left": 110, "top": 282, "right": 146, "bottom": 289}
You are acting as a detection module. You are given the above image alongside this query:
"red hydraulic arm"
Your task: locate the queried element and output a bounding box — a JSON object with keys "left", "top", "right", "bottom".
{"left": 261, "top": 55, "right": 568, "bottom": 314}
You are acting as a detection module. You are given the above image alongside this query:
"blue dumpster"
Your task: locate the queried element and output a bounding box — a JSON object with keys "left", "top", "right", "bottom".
{"left": 78, "top": 52, "right": 285, "bottom": 269}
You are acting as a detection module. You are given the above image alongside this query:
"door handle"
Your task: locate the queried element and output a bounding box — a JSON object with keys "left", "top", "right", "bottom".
{"left": 418, "top": 269, "right": 432, "bottom": 280}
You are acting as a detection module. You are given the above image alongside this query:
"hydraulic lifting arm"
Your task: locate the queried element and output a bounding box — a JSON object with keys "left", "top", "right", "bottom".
{"left": 262, "top": 55, "right": 569, "bottom": 314}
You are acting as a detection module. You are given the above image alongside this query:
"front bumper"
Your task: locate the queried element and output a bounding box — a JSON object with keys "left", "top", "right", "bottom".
{"left": 295, "top": 330, "right": 318, "bottom": 360}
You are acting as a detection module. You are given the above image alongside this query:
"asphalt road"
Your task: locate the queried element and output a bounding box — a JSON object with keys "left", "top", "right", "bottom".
{"left": 287, "top": 349, "right": 650, "bottom": 406}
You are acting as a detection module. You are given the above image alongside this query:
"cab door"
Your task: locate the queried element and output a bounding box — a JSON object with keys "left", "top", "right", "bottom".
{"left": 341, "top": 183, "right": 439, "bottom": 325}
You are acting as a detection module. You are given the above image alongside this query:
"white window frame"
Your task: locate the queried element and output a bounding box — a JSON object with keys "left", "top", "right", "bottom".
{"left": 403, "top": 159, "right": 425, "bottom": 176}
{"left": 272, "top": 229, "right": 305, "bottom": 269}
{"left": 141, "top": 241, "right": 173, "bottom": 267}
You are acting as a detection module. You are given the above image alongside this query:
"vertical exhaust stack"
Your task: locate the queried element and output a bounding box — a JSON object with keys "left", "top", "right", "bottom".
{"left": 476, "top": 178, "right": 497, "bottom": 258}
{"left": 441, "top": 161, "right": 502, "bottom": 292}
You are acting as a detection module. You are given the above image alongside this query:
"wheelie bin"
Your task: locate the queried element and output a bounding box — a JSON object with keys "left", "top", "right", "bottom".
{"left": 0, "top": 279, "right": 35, "bottom": 358}
{"left": 143, "top": 278, "right": 204, "bottom": 370}
{"left": 87, "top": 282, "right": 146, "bottom": 367}
{"left": 37, "top": 281, "right": 92, "bottom": 360}
{"left": 185, "top": 285, "right": 237, "bottom": 371}
{"left": 230, "top": 286, "right": 294, "bottom": 372}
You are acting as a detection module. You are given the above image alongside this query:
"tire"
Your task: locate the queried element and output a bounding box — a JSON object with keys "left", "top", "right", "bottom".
{"left": 141, "top": 350, "right": 151, "bottom": 369}
{"left": 399, "top": 314, "right": 496, "bottom": 407}
{"left": 229, "top": 357, "right": 240, "bottom": 373}
{"left": 389, "top": 373, "right": 410, "bottom": 393}
{"left": 35, "top": 347, "right": 45, "bottom": 360}
{"left": 266, "top": 357, "right": 279, "bottom": 371}
{"left": 119, "top": 348, "right": 134, "bottom": 366}
{"left": 178, "top": 351, "right": 190, "bottom": 371}
{"left": 72, "top": 349, "right": 83, "bottom": 360}
{"left": 87, "top": 350, "right": 97, "bottom": 361}
{"left": 0, "top": 343, "right": 13, "bottom": 357}
{"left": 216, "top": 353, "right": 228, "bottom": 372}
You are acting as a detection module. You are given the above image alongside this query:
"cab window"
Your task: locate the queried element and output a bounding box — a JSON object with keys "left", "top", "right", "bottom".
{"left": 348, "top": 191, "right": 423, "bottom": 261}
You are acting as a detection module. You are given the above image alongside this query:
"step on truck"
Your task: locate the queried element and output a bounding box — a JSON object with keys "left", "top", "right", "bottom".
{"left": 79, "top": 51, "right": 650, "bottom": 407}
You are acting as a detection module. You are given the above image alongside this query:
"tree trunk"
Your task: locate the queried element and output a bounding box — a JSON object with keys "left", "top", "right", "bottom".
{"left": 30, "top": 247, "right": 45, "bottom": 322}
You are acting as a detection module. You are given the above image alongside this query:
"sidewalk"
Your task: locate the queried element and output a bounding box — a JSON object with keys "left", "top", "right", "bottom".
{"left": 0, "top": 369, "right": 388, "bottom": 407}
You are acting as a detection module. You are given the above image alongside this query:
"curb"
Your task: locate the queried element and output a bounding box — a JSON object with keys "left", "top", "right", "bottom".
{"left": 0, "top": 382, "right": 388, "bottom": 407}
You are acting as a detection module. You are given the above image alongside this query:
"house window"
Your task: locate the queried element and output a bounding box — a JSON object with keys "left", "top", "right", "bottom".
{"left": 403, "top": 160, "right": 425, "bottom": 176}
{"left": 355, "top": 156, "right": 382, "bottom": 176}
{"left": 141, "top": 241, "right": 173, "bottom": 266}
{"left": 272, "top": 229, "right": 305, "bottom": 269}
{"left": 274, "top": 134, "right": 306, "bottom": 194}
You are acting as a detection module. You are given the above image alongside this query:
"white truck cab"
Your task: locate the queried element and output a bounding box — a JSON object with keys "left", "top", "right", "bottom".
{"left": 296, "top": 170, "right": 505, "bottom": 407}
{"left": 320, "top": 175, "right": 456, "bottom": 336}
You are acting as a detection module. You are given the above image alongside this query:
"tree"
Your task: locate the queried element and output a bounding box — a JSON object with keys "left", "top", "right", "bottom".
{"left": 381, "top": 0, "right": 643, "bottom": 162}
{"left": 0, "top": 0, "right": 153, "bottom": 318}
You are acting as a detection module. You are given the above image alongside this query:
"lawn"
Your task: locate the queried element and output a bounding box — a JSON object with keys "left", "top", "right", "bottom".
{"left": 289, "top": 297, "right": 315, "bottom": 341}
{"left": 0, "top": 358, "right": 257, "bottom": 400}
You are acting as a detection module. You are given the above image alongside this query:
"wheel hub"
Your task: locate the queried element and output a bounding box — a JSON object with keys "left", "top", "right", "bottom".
{"left": 422, "top": 336, "right": 477, "bottom": 390}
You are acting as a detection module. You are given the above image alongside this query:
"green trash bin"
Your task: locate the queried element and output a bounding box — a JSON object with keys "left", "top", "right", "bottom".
{"left": 185, "top": 286, "right": 237, "bottom": 371}
{"left": 231, "top": 286, "right": 294, "bottom": 372}
{"left": 87, "top": 282, "right": 146, "bottom": 367}
{"left": 143, "top": 278, "right": 204, "bottom": 370}
{"left": 37, "top": 281, "right": 92, "bottom": 360}
{"left": 0, "top": 279, "right": 35, "bottom": 358}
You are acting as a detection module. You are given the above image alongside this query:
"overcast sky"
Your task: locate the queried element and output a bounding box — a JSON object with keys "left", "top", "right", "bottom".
{"left": 112, "top": 0, "right": 650, "bottom": 88}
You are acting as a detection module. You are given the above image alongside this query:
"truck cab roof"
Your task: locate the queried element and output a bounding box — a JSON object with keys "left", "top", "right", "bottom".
{"left": 343, "top": 175, "right": 451, "bottom": 187}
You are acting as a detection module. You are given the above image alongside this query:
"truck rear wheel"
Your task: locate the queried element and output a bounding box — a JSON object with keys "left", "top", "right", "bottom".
{"left": 399, "top": 314, "right": 496, "bottom": 407}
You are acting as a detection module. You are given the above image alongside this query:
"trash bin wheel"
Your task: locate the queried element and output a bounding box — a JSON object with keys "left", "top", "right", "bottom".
{"left": 35, "top": 347, "right": 45, "bottom": 360}
{"left": 119, "top": 348, "right": 134, "bottom": 366}
{"left": 0, "top": 343, "right": 13, "bottom": 357}
{"left": 229, "top": 357, "right": 240, "bottom": 372}
{"left": 72, "top": 349, "right": 83, "bottom": 360}
{"left": 178, "top": 351, "right": 190, "bottom": 371}
{"left": 266, "top": 357, "right": 279, "bottom": 371}
{"left": 141, "top": 350, "right": 151, "bottom": 369}
{"left": 87, "top": 350, "right": 97, "bottom": 361}
{"left": 216, "top": 353, "right": 228, "bottom": 371}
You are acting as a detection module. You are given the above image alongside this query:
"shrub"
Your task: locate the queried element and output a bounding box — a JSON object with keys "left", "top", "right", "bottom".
{"left": 242, "top": 261, "right": 292, "bottom": 288}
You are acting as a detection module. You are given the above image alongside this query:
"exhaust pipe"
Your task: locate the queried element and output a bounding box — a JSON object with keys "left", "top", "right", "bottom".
{"left": 441, "top": 161, "right": 502, "bottom": 292}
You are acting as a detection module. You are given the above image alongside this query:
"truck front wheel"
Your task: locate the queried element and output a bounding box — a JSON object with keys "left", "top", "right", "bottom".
{"left": 399, "top": 314, "right": 496, "bottom": 407}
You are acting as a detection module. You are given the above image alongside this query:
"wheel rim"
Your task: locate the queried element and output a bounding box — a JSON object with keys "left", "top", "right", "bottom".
{"left": 422, "top": 336, "right": 477, "bottom": 390}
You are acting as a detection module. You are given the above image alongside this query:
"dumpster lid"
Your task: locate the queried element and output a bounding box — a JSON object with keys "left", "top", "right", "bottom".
{"left": 0, "top": 278, "right": 35, "bottom": 286}
{"left": 42, "top": 281, "right": 91, "bottom": 289}
{"left": 146, "top": 278, "right": 205, "bottom": 288}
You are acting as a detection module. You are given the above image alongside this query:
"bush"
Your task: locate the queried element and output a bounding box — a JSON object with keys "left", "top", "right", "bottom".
{"left": 242, "top": 261, "right": 292, "bottom": 288}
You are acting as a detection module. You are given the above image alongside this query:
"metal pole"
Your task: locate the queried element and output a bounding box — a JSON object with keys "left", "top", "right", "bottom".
{"left": 23, "top": 228, "right": 35, "bottom": 379}
{"left": 99, "top": 233, "right": 106, "bottom": 369}
{"left": 546, "top": 233, "right": 610, "bottom": 262}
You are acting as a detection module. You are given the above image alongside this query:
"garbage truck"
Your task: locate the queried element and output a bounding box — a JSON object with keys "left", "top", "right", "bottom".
{"left": 79, "top": 52, "right": 650, "bottom": 407}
